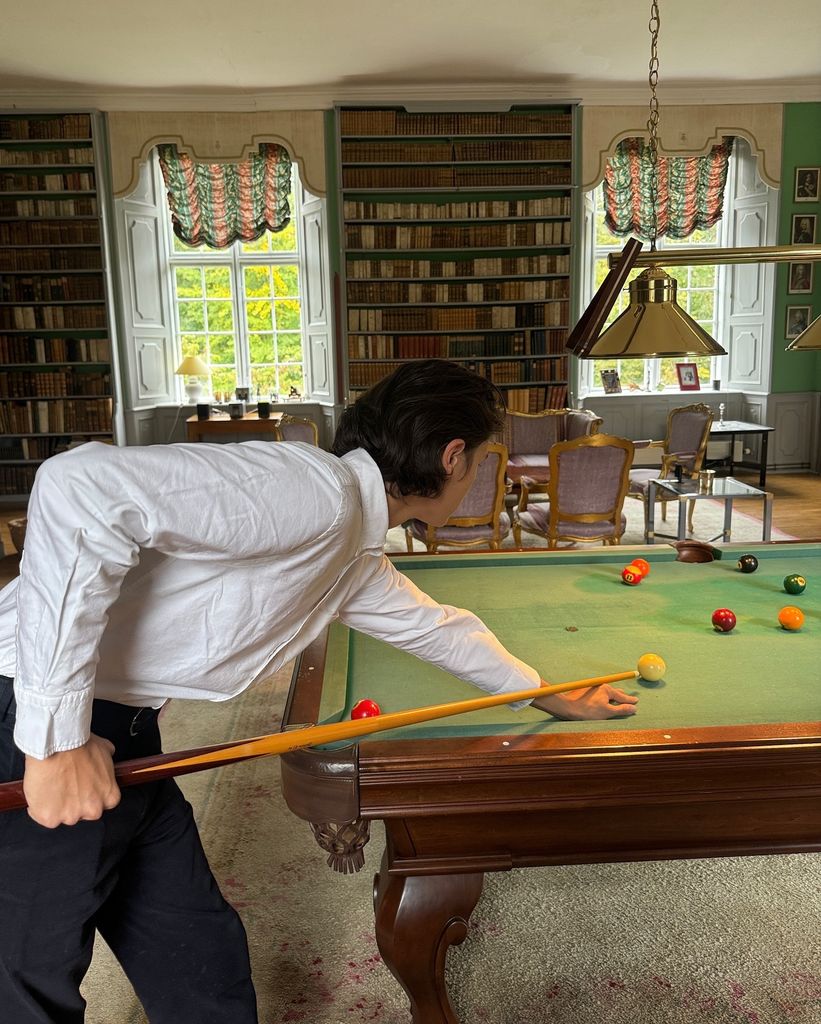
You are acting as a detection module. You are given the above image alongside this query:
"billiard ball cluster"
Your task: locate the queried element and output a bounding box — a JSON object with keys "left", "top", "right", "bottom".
{"left": 710, "top": 553, "right": 810, "bottom": 634}
{"left": 621, "top": 558, "right": 650, "bottom": 586}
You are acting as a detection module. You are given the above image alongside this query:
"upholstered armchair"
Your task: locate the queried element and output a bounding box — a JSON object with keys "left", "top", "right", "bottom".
{"left": 513, "top": 434, "right": 634, "bottom": 548}
{"left": 404, "top": 442, "right": 510, "bottom": 554}
{"left": 276, "top": 413, "right": 319, "bottom": 445}
{"left": 504, "top": 407, "right": 602, "bottom": 493}
{"left": 627, "top": 403, "right": 713, "bottom": 541}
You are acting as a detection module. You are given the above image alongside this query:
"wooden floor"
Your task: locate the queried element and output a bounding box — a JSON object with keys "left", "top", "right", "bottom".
{"left": 0, "top": 470, "right": 819, "bottom": 583}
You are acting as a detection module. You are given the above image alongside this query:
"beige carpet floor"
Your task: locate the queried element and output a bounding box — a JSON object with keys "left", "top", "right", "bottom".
{"left": 80, "top": 658, "right": 820, "bottom": 1023}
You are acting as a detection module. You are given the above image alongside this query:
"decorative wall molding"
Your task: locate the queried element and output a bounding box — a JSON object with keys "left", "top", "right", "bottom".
{"left": 107, "top": 110, "right": 327, "bottom": 198}
{"left": 582, "top": 104, "right": 783, "bottom": 189}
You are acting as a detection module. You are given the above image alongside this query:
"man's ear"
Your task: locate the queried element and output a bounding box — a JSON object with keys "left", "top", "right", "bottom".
{"left": 441, "top": 438, "right": 466, "bottom": 475}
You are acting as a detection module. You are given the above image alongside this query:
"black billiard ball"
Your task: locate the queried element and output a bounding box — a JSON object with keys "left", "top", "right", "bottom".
{"left": 736, "top": 554, "right": 758, "bottom": 574}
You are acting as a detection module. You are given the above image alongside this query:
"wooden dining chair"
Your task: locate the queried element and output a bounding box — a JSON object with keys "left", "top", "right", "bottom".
{"left": 404, "top": 442, "right": 510, "bottom": 554}
{"left": 513, "top": 433, "right": 634, "bottom": 548}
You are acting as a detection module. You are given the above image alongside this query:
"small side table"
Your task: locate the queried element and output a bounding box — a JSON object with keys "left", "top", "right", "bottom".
{"left": 186, "top": 411, "right": 283, "bottom": 442}
{"left": 645, "top": 476, "right": 773, "bottom": 544}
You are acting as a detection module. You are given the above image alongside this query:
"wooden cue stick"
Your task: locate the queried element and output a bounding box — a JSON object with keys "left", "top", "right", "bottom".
{"left": 0, "top": 669, "right": 639, "bottom": 813}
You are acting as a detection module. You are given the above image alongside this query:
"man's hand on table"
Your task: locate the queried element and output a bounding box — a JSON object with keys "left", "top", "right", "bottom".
{"left": 24, "top": 734, "right": 121, "bottom": 828}
{"left": 532, "top": 683, "right": 639, "bottom": 721}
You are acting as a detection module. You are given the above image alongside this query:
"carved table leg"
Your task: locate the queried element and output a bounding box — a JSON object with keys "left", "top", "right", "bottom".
{"left": 373, "top": 848, "right": 484, "bottom": 1024}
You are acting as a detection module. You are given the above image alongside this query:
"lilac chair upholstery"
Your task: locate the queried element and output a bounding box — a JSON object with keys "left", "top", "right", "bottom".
{"left": 504, "top": 408, "right": 602, "bottom": 490}
{"left": 513, "top": 434, "right": 634, "bottom": 548}
{"left": 276, "top": 413, "right": 319, "bottom": 445}
{"left": 627, "top": 403, "right": 713, "bottom": 540}
{"left": 404, "top": 442, "right": 510, "bottom": 554}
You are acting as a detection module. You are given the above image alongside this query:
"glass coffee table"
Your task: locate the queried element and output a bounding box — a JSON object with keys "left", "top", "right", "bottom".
{"left": 645, "top": 476, "right": 773, "bottom": 544}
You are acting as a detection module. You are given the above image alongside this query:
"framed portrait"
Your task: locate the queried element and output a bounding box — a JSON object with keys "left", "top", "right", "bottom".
{"left": 676, "top": 362, "right": 700, "bottom": 391}
{"left": 788, "top": 262, "right": 814, "bottom": 294}
{"left": 785, "top": 305, "right": 812, "bottom": 339}
{"left": 600, "top": 368, "right": 622, "bottom": 394}
{"left": 791, "top": 213, "right": 816, "bottom": 245}
{"left": 795, "top": 166, "right": 820, "bottom": 203}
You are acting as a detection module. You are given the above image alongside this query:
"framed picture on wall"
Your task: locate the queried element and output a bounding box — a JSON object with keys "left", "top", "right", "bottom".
{"left": 788, "top": 262, "right": 814, "bottom": 294}
{"left": 791, "top": 213, "right": 816, "bottom": 244}
{"left": 794, "top": 167, "right": 820, "bottom": 202}
{"left": 676, "top": 362, "right": 700, "bottom": 391}
{"left": 785, "top": 305, "right": 812, "bottom": 339}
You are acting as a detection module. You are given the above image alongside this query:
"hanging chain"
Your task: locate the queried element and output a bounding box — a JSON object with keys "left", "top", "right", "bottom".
{"left": 646, "top": 0, "right": 661, "bottom": 250}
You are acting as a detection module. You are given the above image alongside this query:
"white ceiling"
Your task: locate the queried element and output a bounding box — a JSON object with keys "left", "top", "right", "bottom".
{"left": 2, "top": 0, "right": 820, "bottom": 107}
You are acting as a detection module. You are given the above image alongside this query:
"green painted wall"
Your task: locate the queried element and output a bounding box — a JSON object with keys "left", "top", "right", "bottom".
{"left": 770, "top": 102, "right": 821, "bottom": 393}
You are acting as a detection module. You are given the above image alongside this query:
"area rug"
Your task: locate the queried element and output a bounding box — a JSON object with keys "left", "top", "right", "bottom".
{"left": 81, "top": 667, "right": 821, "bottom": 1024}
{"left": 387, "top": 495, "right": 795, "bottom": 554}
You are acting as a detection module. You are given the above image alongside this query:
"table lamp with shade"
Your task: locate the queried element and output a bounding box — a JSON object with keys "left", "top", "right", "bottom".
{"left": 175, "top": 354, "right": 210, "bottom": 403}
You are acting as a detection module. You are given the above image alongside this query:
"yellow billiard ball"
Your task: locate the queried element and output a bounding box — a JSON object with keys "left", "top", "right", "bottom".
{"left": 637, "top": 653, "right": 666, "bottom": 682}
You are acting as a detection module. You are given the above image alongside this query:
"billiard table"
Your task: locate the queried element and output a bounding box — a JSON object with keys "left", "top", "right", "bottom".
{"left": 279, "top": 542, "right": 821, "bottom": 1024}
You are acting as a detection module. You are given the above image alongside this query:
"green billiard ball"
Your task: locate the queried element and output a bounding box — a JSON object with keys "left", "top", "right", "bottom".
{"left": 736, "top": 554, "right": 758, "bottom": 573}
{"left": 783, "top": 574, "right": 807, "bottom": 595}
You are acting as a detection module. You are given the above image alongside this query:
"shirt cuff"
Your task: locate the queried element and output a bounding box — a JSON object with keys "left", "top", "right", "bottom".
{"left": 498, "top": 660, "right": 542, "bottom": 711}
{"left": 12, "top": 688, "right": 94, "bottom": 759}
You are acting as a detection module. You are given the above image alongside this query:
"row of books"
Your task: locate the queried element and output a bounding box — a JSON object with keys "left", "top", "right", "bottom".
{"left": 505, "top": 385, "right": 569, "bottom": 412}
{"left": 344, "top": 221, "right": 571, "bottom": 250}
{"left": 341, "top": 139, "right": 571, "bottom": 163}
{"left": 0, "top": 336, "right": 111, "bottom": 363}
{"left": 348, "top": 358, "right": 568, "bottom": 397}
{"left": 0, "top": 115, "right": 92, "bottom": 140}
{"left": 346, "top": 278, "right": 570, "bottom": 304}
{"left": 0, "top": 369, "right": 111, "bottom": 398}
{"left": 0, "top": 436, "right": 70, "bottom": 461}
{"left": 348, "top": 329, "right": 569, "bottom": 360}
{"left": 342, "top": 166, "right": 571, "bottom": 189}
{"left": 0, "top": 465, "right": 38, "bottom": 493}
{"left": 346, "top": 254, "right": 571, "bottom": 280}
{"left": 0, "top": 397, "right": 113, "bottom": 434}
{"left": 0, "top": 248, "right": 103, "bottom": 272}
{"left": 0, "top": 221, "right": 101, "bottom": 246}
{"left": 339, "top": 110, "right": 572, "bottom": 137}
{"left": 0, "top": 305, "right": 108, "bottom": 330}
{"left": 1, "top": 172, "right": 95, "bottom": 192}
{"left": 348, "top": 301, "right": 569, "bottom": 332}
{"left": 0, "top": 196, "right": 98, "bottom": 217}
{"left": 342, "top": 197, "right": 571, "bottom": 221}
{"left": 0, "top": 275, "right": 106, "bottom": 302}
{"left": 0, "top": 148, "right": 94, "bottom": 167}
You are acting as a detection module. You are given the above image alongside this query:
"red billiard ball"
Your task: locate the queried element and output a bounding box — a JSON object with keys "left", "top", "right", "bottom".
{"left": 711, "top": 608, "right": 737, "bottom": 633}
{"left": 630, "top": 558, "right": 651, "bottom": 577}
{"left": 621, "top": 566, "right": 642, "bottom": 586}
{"left": 351, "top": 698, "right": 382, "bottom": 719}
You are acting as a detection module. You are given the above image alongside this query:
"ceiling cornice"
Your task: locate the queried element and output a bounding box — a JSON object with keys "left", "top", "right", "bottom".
{"left": 1, "top": 79, "right": 820, "bottom": 112}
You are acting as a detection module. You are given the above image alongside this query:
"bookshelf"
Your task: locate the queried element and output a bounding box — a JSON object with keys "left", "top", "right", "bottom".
{"left": 0, "top": 112, "right": 116, "bottom": 500}
{"left": 337, "top": 105, "right": 578, "bottom": 411}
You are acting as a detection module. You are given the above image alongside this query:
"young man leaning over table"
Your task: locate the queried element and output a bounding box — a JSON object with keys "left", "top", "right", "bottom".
{"left": 0, "top": 359, "right": 637, "bottom": 1024}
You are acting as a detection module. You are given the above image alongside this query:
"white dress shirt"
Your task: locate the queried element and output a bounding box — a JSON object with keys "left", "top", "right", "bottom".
{"left": 0, "top": 441, "right": 539, "bottom": 759}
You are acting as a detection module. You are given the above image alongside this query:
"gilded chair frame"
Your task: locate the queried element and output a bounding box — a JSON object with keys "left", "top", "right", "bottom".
{"left": 627, "top": 402, "right": 713, "bottom": 532}
{"left": 275, "top": 413, "right": 319, "bottom": 445}
{"left": 513, "top": 433, "right": 635, "bottom": 549}
{"left": 405, "top": 441, "right": 510, "bottom": 554}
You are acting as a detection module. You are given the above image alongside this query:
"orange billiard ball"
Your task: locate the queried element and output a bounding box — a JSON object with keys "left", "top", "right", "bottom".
{"left": 778, "top": 606, "right": 805, "bottom": 631}
{"left": 621, "top": 566, "right": 642, "bottom": 586}
{"left": 351, "top": 699, "right": 382, "bottom": 719}
{"left": 630, "top": 558, "right": 651, "bottom": 577}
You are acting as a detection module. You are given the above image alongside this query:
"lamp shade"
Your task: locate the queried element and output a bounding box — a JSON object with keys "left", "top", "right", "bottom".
{"left": 578, "top": 267, "right": 726, "bottom": 359}
{"left": 786, "top": 314, "right": 821, "bottom": 351}
{"left": 175, "top": 354, "right": 210, "bottom": 377}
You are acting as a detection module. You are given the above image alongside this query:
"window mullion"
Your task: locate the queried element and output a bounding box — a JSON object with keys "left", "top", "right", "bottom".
{"left": 231, "top": 243, "right": 251, "bottom": 387}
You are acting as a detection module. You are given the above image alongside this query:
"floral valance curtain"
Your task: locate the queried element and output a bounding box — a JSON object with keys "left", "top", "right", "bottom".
{"left": 157, "top": 143, "right": 292, "bottom": 248}
{"left": 603, "top": 136, "right": 734, "bottom": 240}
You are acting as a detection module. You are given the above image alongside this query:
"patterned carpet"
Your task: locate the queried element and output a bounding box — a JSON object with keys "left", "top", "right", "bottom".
{"left": 81, "top": 658, "right": 820, "bottom": 1023}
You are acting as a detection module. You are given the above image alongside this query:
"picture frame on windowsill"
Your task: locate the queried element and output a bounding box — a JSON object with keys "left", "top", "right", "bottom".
{"left": 599, "top": 369, "right": 622, "bottom": 394}
{"left": 676, "top": 362, "right": 700, "bottom": 391}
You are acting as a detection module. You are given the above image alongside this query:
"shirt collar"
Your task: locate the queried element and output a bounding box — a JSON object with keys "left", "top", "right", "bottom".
{"left": 340, "top": 448, "right": 390, "bottom": 552}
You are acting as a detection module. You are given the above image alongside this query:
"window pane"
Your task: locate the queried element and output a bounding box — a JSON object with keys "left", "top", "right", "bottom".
{"left": 278, "top": 332, "right": 302, "bottom": 362}
{"left": 274, "top": 298, "right": 301, "bottom": 331}
{"left": 175, "top": 266, "right": 203, "bottom": 297}
{"left": 241, "top": 235, "right": 269, "bottom": 253}
{"left": 172, "top": 235, "right": 210, "bottom": 255}
{"left": 209, "top": 335, "right": 236, "bottom": 364}
{"left": 689, "top": 291, "right": 714, "bottom": 321}
{"left": 178, "top": 302, "right": 205, "bottom": 332}
{"left": 269, "top": 221, "right": 297, "bottom": 252}
{"left": 273, "top": 265, "right": 299, "bottom": 297}
{"left": 246, "top": 300, "right": 273, "bottom": 331}
{"left": 249, "top": 332, "right": 275, "bottom": 362}
{"left": 205, "top": 301, "right": 234, "bottom": 333}
{"left": 211, "top": 367, "right": 237, "bottom": 398}
{"left": 617, "top": 360, "right": 646, "bottom": 390}
{"left": 244, "top": 266, "right": 270, "bottom": 296}
{"left": 180, "top": 333, "right": 207, "bottom": 358}
{"left": 204, "top": 266, "right": 232, "bottom": 298}
{"left": 251, "top": 366, "right": 278, "bottom": 396}
{"left": 278, "top": 363, "right": 304, "bottom": 394}
{"left": 690, "top": 264, "right": 716, "bottom": 289}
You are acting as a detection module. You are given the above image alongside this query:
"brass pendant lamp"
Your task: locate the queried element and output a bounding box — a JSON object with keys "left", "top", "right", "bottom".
{"left": 571, "top": 0, "right": 726, "bottom": 360}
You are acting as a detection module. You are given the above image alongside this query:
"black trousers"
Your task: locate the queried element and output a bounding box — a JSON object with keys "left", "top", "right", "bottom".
{"left": 0, "top": 678, "right": 258, "bottom": 1024}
